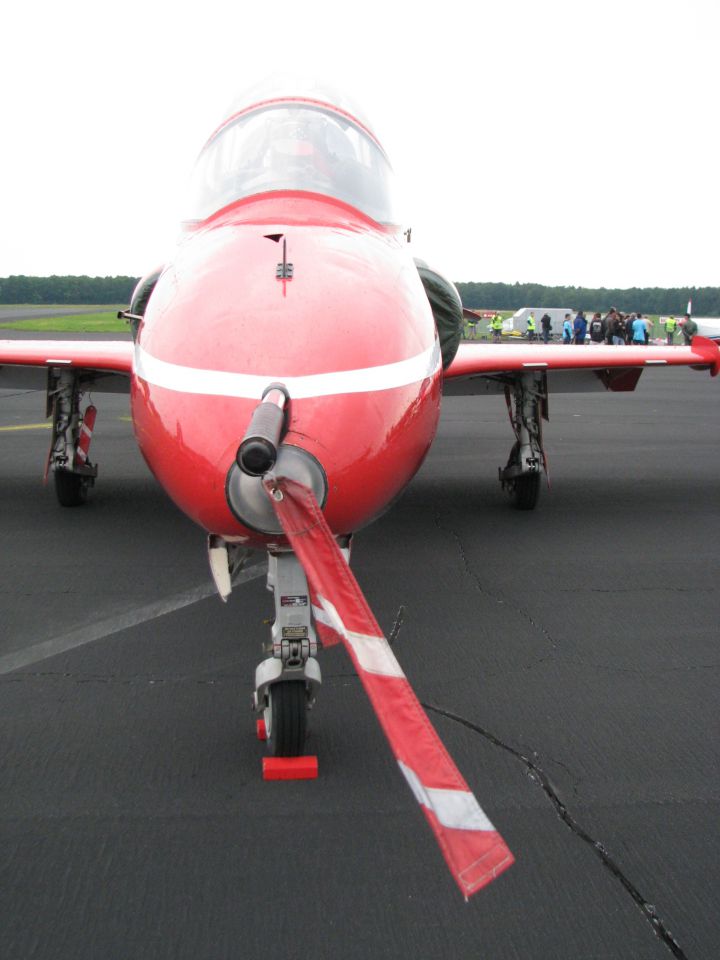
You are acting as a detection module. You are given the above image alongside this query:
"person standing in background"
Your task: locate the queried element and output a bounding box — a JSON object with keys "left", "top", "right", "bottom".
{"left": 588, "top": 312, "right": 605, "bottom": 343}
{"left": 573, "top": 310, "right": 587, "bottom": 344}
{"left": 540, "top": 313, "right": 552, "bottom": 343}
{"left": 610, "top": 312, "right": 626, "bottom": 345}
{"left": 631, "top": 313, "right": 648, "bottom": 344}
{"left": 682, "top": 313, "right": 698, "bottom": 345}
{"left": 526, "top": 312, "right": 537, "bottom": 341}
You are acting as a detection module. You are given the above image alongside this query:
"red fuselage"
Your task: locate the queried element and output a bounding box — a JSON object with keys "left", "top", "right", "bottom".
{"left": 130, "top": 192, "right": 442, "bottom": 549}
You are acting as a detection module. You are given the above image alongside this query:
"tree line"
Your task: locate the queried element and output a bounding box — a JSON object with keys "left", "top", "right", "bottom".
{"left": 456, "top": 281, "right": 720, "bottom": 317}
{"left": 1, "top": 275, "right": 718, "bottom": 317}
{"left": 0, "top": 275, "right": 138, "bottom": 305}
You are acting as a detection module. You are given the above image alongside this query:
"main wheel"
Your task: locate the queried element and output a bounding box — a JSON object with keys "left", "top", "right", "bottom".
{"left": 54, "top": 468, "right": 90, "bottom": 507}
{"left": 510, "top": 472, "right": 541, "bottom": 510}
{"left": 504, "top": 442, "right": 541, "bottom": 510}
{"left": 265, "top": 681, "right": 307, "bottom": 756}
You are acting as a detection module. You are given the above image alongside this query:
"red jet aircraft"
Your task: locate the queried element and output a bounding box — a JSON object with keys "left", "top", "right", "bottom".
{"left": 2, "top": 80, "right": 718, "bottom": 898}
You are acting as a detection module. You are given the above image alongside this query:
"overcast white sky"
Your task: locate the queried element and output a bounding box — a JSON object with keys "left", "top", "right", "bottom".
{"left": 1, "top": 0, "right": 717, "bottom": 288}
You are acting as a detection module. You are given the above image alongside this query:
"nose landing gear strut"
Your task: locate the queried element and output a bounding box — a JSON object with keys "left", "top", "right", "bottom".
{"left": 253, "top": 551, "right": 321, "bottom": 757}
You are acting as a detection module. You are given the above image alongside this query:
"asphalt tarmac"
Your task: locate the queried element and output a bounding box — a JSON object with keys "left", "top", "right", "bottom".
{"left": 0, "top": 306, "right": 121, "bottom": 323}
{"left": 1, "top": 359, "right": 718, "bottom": 960}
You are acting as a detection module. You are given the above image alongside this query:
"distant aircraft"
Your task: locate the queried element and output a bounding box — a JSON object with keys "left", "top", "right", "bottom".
{"left": 2, "top": 80, "right": 718, "bottom": 898}
{"left": 692, "top": 318, "right": 720, "bottom": 341}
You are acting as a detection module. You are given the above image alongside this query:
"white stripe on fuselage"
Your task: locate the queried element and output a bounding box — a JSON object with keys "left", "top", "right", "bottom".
{"left": 134, "top": 342, "right": 441, "bottom": 400}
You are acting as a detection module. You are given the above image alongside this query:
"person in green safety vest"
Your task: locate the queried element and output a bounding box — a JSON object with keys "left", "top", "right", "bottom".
{"left": 526, "top": 312, "right": 536, "bottom": 341}
{"left": 665, "top": 315, "right": 677, "bottom": 345}
{"left": 491, "top": 313, "right": 503, "bottom": 343}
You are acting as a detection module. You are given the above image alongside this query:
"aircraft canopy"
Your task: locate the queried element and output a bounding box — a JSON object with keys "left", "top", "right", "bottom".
{"left": 183, "top": 99, "right": 399, "bottom": 226}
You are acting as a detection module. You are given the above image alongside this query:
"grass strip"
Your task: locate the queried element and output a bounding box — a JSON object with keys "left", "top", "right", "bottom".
{"left": 0, "top": 312, "right": 128, "bottom": 333}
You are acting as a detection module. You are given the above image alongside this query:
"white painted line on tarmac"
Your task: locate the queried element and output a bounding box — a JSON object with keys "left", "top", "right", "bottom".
{"left": 0, "top": 562, "right": 267, "bottom": 675}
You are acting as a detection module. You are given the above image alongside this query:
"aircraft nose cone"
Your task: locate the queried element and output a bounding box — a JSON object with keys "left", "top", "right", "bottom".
{"left": 226, "top": 444, "right": 327, "bottom": 534}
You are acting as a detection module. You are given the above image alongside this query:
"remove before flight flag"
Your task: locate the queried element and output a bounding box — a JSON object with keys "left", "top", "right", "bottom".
{"left": 264, "top": 473, "right": 514, "bottom": 899}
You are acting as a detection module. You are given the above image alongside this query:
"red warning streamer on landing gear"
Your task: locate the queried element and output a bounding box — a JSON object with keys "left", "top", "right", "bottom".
{"left": 75, "top": 404, "right": 97, "bottom": 464}
{"left": 264, "top": 475, "right": 514, "bottom": 899}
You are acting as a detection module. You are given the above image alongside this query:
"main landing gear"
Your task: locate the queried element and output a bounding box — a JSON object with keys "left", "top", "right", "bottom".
{"left": 499, "top": 371, "right": 547, "bottom": 511}
{"left": 47, "top": 370, "right": 98, "bottom": 507}
{"left": 253, "top": 552, "right": 321, "bottom": 757}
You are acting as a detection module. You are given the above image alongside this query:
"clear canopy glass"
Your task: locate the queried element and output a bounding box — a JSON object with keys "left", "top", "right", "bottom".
{"left": 183, "top": 100, "right": 399, "bottom": 226}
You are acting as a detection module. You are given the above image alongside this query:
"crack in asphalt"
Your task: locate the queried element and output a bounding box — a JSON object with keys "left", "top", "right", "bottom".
{"left": 423, "top": 702, "right": 688, "bottom": 960}
{"left": 433, "top": 510, "right": 560, "bottom": 655}
{"left": 324, "top": 605, "right": 405, "bottom": 679}
{"left": 387, "top": 605, "right": 406, "bottom": 647}
{"left": 582, "top": 587, "right": 714, "bottom": 595}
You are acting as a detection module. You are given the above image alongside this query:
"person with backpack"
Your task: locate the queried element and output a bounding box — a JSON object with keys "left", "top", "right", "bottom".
{"left": 588, "top": 312, "right": 605, "bottom": 343}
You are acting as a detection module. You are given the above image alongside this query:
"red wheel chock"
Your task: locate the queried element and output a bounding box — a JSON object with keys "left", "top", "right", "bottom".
{"left": 262, "top": 756, "right": 319, "bottom": 780}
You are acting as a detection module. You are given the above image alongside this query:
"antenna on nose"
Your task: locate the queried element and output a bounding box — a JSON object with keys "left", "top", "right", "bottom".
{"left": 276, "top": 237, "right": 294, "bottom": 280}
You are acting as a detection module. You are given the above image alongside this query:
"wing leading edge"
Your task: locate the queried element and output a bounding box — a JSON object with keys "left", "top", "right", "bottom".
{"left": 443, "top": 337, "right": 720, "bottom": 395}
{"left": 0, "top": 339, "right": 133, "bottom": 392}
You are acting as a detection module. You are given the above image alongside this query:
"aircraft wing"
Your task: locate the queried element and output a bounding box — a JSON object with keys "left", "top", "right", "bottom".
{"left": 443, "top": 337, "right": 720, "bottom": 395}
{"left": 0, "top": 339, "right": 133, "bottom": 392}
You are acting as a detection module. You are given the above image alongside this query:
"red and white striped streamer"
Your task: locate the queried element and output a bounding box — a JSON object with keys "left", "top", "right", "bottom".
{"left": 264, "top": 475, "right": 514, "bottom": 899}
{"left": 75, "top": 405, "right": 97, "bottom": 465}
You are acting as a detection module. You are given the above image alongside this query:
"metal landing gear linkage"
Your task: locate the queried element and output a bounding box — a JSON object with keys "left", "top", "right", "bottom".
{"left": 47, "top": 368, "right": 97, "bottom": 507}
{"left": 229, "top": 382, "right": 328, "bottom": 759}
{"left": 499, "top": 370, "right": 548, "bottom": 510}
{"left": 254, "top": 551, "right": 322, "bottom": 757}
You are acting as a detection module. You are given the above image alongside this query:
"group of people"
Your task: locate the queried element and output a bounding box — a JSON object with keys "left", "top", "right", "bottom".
{"left": 529, "top": 309, "right": 697, "bottom": 346}
{"left": 466, "top": 312, "right": 505, "bottom": 342}
{"left": 466, "top": 310, "right": 699, "bottom": 346}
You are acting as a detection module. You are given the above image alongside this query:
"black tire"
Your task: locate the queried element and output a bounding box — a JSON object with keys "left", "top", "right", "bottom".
{"left": 266, "top": 681, "right": 307, "bottom": 756}
{"left": 54, "top": 468, "right": 90, "bottom": 507}
{"left": 510, "top": 472, "right": 540, "bottom": 510}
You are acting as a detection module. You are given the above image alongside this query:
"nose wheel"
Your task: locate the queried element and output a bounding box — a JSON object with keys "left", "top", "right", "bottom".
{"left": 264, "top": 680, "right": 309, "bottom": 756}
{"left": 253, "top": 551, "right": 321, "bottom": 761}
